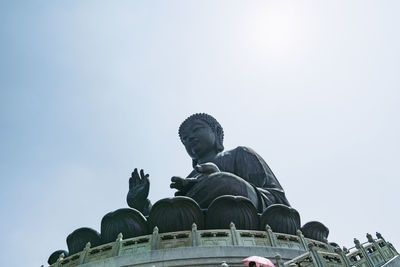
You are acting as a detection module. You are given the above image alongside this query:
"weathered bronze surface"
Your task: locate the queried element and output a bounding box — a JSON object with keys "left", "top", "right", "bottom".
{"left": 301, "top": 221, "right": 330, "bottom": 242}
{"left": 101, "top": 208, "right": 149, "bottom": 244}
{"left": 127, "top": 113, "right": 290, "bottom": 215}
{"left": 260, "top": 204, "right": 300, "bottom": 234}
{"left": 66, "top": 227, "right": 101, "bottom": 255}
{"left": 50, "top": 113, "right": 335, "bottom": 262}
{"left": 148, "top": 196, "right": 204, "bottom": 233}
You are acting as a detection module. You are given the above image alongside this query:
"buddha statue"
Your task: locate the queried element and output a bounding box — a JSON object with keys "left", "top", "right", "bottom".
{"left": 127, "top": 113, "right": 290, "bottom": 215}
{"left": 48, "top": 114, "right": 325, "bottom": 261}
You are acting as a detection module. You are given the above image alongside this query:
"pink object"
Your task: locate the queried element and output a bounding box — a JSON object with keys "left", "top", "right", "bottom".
{"left": 241, "top": 256, "right": 275, "bottom": 267}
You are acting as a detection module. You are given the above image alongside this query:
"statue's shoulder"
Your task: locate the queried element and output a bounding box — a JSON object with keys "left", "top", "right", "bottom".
{"left": 219, "top": 146, "right": 246, "bottom": 156}
{"left": 232, "top": 146, "right": 258, "bottom": 155}
{"left": 231, "top": 146, "right": 267, "bottom": 165}
{"left": 219, "top": 146, "right": 260, "bottom": 160}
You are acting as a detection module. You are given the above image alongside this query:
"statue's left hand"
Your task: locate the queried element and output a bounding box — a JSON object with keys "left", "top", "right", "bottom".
{"left": 170, "top": 176, "right": 188, "bottom": 191}
{"left": 170, "top": 176, "right": 198, "bottom": 196}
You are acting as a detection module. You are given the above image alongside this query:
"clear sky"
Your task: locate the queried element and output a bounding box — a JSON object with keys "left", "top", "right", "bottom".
{"left": 1, "top": 1, "right": 399, "bottom": 266}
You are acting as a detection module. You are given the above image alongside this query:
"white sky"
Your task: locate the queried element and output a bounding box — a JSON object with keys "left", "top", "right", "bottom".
{"left": 1, "top": 1, "right": 399, "bottom": 266}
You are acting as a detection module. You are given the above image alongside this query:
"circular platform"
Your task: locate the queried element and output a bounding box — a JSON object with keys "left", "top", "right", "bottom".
{"left": 51, "top": 225, "right": 333, "bottom": 267}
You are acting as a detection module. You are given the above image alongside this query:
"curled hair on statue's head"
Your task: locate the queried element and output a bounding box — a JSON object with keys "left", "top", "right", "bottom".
{"left": 179, "top": 113, "right": 224, "bottom": 167}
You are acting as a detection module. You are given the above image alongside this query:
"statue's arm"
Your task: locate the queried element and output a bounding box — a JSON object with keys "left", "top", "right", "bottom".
{"left": 126, "top": 168, "right": 152, "bottom": 216}
{"left": 234, "top": 146, "right": 290, "bottom": 208}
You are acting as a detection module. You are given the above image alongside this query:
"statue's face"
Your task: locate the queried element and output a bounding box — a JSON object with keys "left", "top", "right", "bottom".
{"left": 180, "top": 119, "right": 216, "bottom": 160}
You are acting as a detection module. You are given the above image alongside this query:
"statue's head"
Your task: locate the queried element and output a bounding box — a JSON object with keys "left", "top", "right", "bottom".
{"left": 179, "top": 113, "right": 224, "bottom": 163}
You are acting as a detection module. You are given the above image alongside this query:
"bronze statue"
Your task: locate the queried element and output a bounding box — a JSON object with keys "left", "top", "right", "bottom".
{"left": 49, "top": 113, "right": 332, "bottom": 261}
{"left": 127, "top": 113, "right": 290, "bottom": 215}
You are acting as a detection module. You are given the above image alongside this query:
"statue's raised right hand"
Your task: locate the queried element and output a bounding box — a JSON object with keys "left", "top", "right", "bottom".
{"left": 127, "top": 168, "right": 150, "bottom": 210}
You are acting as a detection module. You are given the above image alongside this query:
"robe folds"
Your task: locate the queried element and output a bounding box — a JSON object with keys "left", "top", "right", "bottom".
{"left": 185, "top": 146, "right": 290, "bottom": 212}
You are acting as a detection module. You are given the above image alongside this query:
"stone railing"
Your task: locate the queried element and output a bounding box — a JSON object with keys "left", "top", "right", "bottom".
{"left": 283, "top": 243, "right": 350, "bottom": 267}
{"left": 51, "top": 223, "right": 333, "bottom": 267}
{"left": 344, "top": 233, "right": 399, "bottom": 267}
{"left": 283, "top": 233, "right": 399, "bottom": 267}
{"left": 50, "top": 227, "right": 398, "bottom": 267}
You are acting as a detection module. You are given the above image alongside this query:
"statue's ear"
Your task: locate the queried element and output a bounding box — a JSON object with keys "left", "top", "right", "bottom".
{"left": 215, "top": 139, "right": 224, "bottom": 153}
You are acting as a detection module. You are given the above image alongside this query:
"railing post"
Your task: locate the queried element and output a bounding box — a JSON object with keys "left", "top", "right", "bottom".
{"left": 376, "top": 232, "right": 395, "bottom": 258}
{"left": 377, "top": 232, "right": 399, "bottom": 257}
{"left": 54, "top": 252, "right": 65, "bottom": 267}
{"left": 354, "top": 238, "right": 374, "bottom": 267}
{"left": 376, "top": 232, "right": 385, "bottom": 242}
{"left": 274, "top": 254, "right": 285, "bottom": 267}
{"left": 266, "top": 225, "right": 277, "bottom": 247}
{"left": 191, "top": 223, "right": 199, "bottom": 247}
{"left": 334, "top": 247, "right": 352, "bottom": 267}
{"left": 229, "top": 222, "right": 240, "bottom": 246}
{"left": 151, "top": 226, "right": 159, "bottom": 250}
{"left": 387, "top": 242, "right": 399, "bottom": 256}
{"left": 367, "top": 233, "right": 388, "bottom": 263}
{"left": 113, "top": 233, "right": 123, "bottom": 256}
{"left": 296, "top": 230, "right": 308, "bottom": 250}
{"left": 308, "top": 243, "right": 324, "bottom": 267}
{"left": 323, "top": 237, "right": 335, "bottom": 253}
{"left": 79, "top": 242, "right": 91, "bottom": 265}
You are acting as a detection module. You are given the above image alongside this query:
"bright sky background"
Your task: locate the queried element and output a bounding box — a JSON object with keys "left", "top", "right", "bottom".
{"left": 1, "top": 1, "right": 399, "bottom": 266}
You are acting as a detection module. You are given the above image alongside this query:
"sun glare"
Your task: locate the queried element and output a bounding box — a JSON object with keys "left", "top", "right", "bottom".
{"left": 242, "top": 4, "right": 304, "bottom": 60}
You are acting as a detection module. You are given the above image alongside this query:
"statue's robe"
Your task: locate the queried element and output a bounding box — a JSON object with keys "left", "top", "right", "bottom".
{"left": 185, "top": 146, "right": 290, "bottom": 212}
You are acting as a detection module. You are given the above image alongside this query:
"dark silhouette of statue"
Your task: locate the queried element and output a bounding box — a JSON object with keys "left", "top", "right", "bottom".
{"left": 127, "top": 113, "right": 290, "bottom": 215}
{"left": 48, "top": 113, "right": 332, "bottom": 262}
